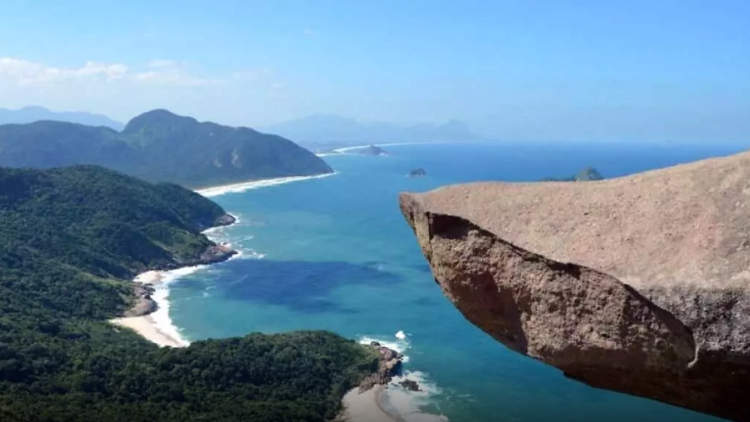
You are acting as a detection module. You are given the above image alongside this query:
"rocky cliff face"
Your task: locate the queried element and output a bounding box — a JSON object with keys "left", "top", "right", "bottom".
{"left": 399, "top": 152, "right": 750, "bottom": 422}
{"left": 358, "top": 341, "right": 404, "bottom": 392}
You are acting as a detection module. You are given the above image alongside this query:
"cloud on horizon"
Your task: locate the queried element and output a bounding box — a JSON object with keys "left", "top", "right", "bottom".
{"left": 0, "top": 56, "right": 291, "bottom": 125}
{"left": 0, "top": 57, "right": 223, "bottom": 88}
{"left": 0, "top": 58, "right": 128, "bottom": 86}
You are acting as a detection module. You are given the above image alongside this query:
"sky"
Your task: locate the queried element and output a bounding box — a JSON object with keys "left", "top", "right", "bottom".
{"left": 0, "top": 0, "right": 748, "bottom": 142}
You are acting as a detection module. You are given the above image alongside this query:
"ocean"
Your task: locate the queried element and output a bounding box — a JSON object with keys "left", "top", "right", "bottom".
{"left": 165, "top": 142, "right": 744, "bottom": 422}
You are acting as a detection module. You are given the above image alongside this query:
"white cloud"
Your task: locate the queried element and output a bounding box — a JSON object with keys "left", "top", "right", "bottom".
{"left": 0, "top": 57, "right": 218, "bottom": 87}
{"left": 0, "top": 57, "right": 291, "bottom": 126}
{"left": 0, "top": 58, "right": 128, "bottom": 86}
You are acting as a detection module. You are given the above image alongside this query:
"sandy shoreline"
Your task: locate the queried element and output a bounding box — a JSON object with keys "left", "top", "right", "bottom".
{"left": 111, "top": 314, "right": 186, "bottom": 348}
{"left": 341, "top": 386, "right": 403, "bottom": 422}
{"left": 109, "top": 270, "right": 190, "bottom": 348}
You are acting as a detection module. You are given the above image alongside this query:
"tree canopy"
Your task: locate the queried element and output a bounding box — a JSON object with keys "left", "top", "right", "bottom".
{"left": 0, "top": 165, "right": 377, "bottom": 422}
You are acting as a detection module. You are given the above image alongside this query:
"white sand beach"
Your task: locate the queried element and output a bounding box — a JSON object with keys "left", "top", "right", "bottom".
{"left": 341, "top": 386, "right": 400, "bottom": 422}
{"left": 111, "top": 314, "right": 186, "bottom": 348}
{"left": 109, "top": 270, "right": 190, "bottom": 348}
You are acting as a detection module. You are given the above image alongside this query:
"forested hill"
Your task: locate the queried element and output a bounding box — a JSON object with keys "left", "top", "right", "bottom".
{"left": 0, "top": 109, "right": 333, "bottom": 188}
{"left": 0, "top": 165, "right": 378, "bottom": 422}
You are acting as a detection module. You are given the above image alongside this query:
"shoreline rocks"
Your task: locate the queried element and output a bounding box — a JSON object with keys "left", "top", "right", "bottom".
{"left": 398, "top": 379, "right": 421, "bottom": 392}
{"left": 358, "top": 341, "right": 404, "bottom": 392}
{"left": 399, "top": 151, "right": 750, "bottom": 422}
{"left": 124, "top": 284, "right": 157, "bottom": 317}
{"left": 122, "top": 215, "right": 238, "bottom": 318}
{"left": 214, "top": 213, "right": 237, "bottom": 227}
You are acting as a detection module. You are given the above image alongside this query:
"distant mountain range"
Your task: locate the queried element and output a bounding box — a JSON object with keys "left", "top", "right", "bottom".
{"left": 261, "top": 114, "right": 479, "bottom": 148}
{"left": 0, "top": 106, "right": 125, "bottom": 130}
{"left": 0, "top": 109, "right": 332, "bottom": 188}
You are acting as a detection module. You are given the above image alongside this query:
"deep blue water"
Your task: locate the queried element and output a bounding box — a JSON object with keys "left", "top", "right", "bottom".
{"left": 169, "top": 142, "right": 745, "bottom": 422}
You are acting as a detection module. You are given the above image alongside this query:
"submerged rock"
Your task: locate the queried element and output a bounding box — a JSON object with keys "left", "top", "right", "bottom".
{"left": 408, "top": 168, "right": 426, "bottom": 177}
{"left": 399, "top": 151, "right": 750, "bottom": 422}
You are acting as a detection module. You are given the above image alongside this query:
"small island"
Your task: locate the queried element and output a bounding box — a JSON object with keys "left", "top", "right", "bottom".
{"left": 408, "top": 168, "right": 427, "bottom": 177}
{"left": 541, "top": 166, "right": 603, "bottom": 182}
{"left": 357, "top": 145, "right": 388, "bottom": 156}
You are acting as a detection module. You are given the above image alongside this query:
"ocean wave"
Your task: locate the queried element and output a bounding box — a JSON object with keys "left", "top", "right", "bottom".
{"left": 147, "top": 264, "right": 207, "bottom": 347}
{"left": 359, "top": 333, "right": 411, "bottom": 363}
{"left": 386, "top": 371, "right": 449, "bottom": 422}
{"left": 195, "top": 172, "right": 338, "bottom": 198}
{"left": 137, "top": 242, "right": 247, "bottom": 348}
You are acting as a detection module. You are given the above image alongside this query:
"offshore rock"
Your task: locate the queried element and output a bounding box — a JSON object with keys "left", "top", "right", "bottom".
{"left": 399, "top": 152, "right": 750, "bottom": 422}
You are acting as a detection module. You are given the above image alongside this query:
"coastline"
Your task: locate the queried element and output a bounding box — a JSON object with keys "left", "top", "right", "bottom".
{"left": 110, "top": 171, "right": 445, "bottom": 420}
{"left": 110, "top": 170, "right": 340, "bottom": 346}
{"left": 111, "top": 314, "right": 186, "bottom": 348}
{"left": 109, "top": 215, "right": 240, "bottom": 348}
{"left": 341, "top": 386, "right": 403, "bottom": 422}
{"left": 109, "top": 170, "right": 340, "bottom": 348}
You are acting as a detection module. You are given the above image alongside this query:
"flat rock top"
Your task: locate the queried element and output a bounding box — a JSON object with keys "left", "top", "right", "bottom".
{"left": 405, "top": 151, "right": 750, "bottom": 291}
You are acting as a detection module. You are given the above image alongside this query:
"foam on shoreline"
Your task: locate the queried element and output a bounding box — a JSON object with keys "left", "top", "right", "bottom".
{"left": 111, "top": 217, "right": 244, "bottom": 348}
{"left": 195, "top": 172, "right": 338, "bottom": 198}
{"left": 355, "top": 332, "right": 449, "bottom": 421}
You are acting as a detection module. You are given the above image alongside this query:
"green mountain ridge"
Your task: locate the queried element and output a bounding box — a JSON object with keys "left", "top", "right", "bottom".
{"left": 0, "top": 165, "right": 378, "bottom": 422}
{"left": 0, "top": 109, "right": 333, "bottom": 188}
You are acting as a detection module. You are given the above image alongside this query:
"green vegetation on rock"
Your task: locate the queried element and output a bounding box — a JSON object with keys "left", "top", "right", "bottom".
{"left": 0, "top": 165, "right": 378, "bottom": 422}
{"left": 0, "top": 109, "right": 333, "bottom": 188}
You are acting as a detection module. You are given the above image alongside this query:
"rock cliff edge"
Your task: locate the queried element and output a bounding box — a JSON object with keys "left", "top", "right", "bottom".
{"left": 400, "top": 152, "right": 750, "bottom": 422}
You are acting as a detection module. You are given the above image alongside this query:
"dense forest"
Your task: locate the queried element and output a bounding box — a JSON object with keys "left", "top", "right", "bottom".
{"left": 0, "top": 109, "right": 333, "bottom": 188}
{"left": 0, "top": 166, "right": 378, "bottom": 421}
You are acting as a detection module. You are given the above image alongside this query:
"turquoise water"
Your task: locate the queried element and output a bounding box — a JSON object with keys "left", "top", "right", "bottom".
{"left": 169, "top": 142, "right": 744, "bottom": 422}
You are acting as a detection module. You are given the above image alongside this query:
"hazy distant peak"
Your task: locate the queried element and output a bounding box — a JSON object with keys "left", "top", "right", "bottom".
{"left": 0, "top": 106, "right": 125, "bottom": 130}
{"left": 263, "top": 114, "right": 478, "bottom": 145}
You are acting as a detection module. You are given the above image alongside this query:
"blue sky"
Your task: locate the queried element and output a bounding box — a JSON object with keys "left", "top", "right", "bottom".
{"left": 0, "top": 0, "right": 748, "bottom": 142}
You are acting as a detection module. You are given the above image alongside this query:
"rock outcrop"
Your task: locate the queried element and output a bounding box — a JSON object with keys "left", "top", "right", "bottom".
{"left": 399, "top": 379, "right": 421, "bottom": 392}
{"left": 408, "top": 168, "right": 427, "bottom": 177}
{"left": 214, "top": 213, "right": 237, "bottom": 227}
{"left": 124, "top": 284, "right": 157, "bottom": 317}
{"left": 358, "top": 342, "right": 404, "bottom": 392}
{"left": 399, "top": 152, "right": 750, "bottom": 422}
